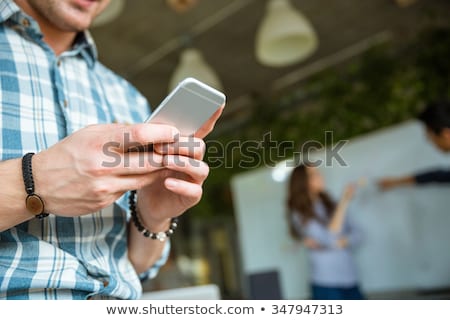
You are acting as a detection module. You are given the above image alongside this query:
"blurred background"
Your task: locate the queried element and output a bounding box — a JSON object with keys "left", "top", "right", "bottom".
{"left": 91, "top": 0, "right": 450, "bottom": 299}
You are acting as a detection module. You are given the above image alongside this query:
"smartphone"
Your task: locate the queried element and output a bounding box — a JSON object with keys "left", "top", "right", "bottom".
{"left": 145, "top": 77, "right": 226, "bottom": 136}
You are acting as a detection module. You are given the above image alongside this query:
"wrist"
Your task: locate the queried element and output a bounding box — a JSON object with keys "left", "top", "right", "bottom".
{"left": 136, "top": 200, "right": 172, "bottom": 232}
{"left": 0, "top": 158, "right": 34, "bottom": 231}
{"left": 22, "top": 153, "right": 49, "bottom": 219}
{"left": 129, "top": 190, "right": 179, "bottom": 241}
{"left": 401, "top": 176, "right": 415, "bottom": 185}
{"left": 140, "top": 216, "right": 172, "bottom": 234}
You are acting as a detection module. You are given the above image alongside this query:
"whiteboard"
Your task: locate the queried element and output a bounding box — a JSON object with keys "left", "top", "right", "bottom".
{"left": 231, "top": 121, "right": 450, "bottom": 299}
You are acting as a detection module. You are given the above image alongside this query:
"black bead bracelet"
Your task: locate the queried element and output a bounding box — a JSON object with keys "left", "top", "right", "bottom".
{"left": 129, "top": 190, "right": 179, "bottom": 241}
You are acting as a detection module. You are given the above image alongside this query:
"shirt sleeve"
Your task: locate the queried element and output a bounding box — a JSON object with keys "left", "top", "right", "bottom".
{"left": 116, "top": 192, "right": 129, "bottom": 212}
{"left": 302, "top": 219, "right": 340, "bottom": 249}
{"left": 290, "top": 212, "right": 303, "bottom": 238}
{"left": 343, "top": 214, "right": 363, "bottom": 248}
{"left": 414, "top": 169, "right": 450, "bottom": 185}
{"left": 291, "top": 211, "right": 340, "bottom": 248}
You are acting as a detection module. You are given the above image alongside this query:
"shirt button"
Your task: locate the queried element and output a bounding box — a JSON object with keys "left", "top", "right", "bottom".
{"left": 63, "top": 100, "right": 68, "bottom": 108}
{"left": 21, "top": 18, "right": 30, "bottom": 27}
{"left": 56, "top": 59, "right": 62, "bottom": 67}
{"left": 103, "top": 280, "right": 109, "bottom": 287}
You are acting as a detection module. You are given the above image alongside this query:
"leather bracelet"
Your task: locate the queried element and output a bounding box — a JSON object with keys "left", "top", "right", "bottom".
{"left": 22, "top": 153, "right": 49, "bottom": 219}
{"left": 129, "top": 190, "right": 178, "bottom": 242}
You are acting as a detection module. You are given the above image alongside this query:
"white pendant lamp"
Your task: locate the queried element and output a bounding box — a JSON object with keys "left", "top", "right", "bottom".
{"left": 256, "top": 0, "right": 318, "bottom": 67}
{"left": 394, "top": 0, "right": 417, "bottom": 8}
{"left": 168, "top": 48, "right": 223, "bottom": 92}
{"left": 92, "top": 0, "right": 125, "bottom": 28}
{"left": 166, "top": 0, "right": 199, "bottom": 13}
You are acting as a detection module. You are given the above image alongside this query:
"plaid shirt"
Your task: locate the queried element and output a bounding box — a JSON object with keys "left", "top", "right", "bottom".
{"left": 0, "top": 0, "right": 169, "bottom": 299}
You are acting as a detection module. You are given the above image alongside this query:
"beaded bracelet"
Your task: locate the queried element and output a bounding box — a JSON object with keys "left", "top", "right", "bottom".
{"left": 129, "top": 190, "right": 179, "bottom": 242}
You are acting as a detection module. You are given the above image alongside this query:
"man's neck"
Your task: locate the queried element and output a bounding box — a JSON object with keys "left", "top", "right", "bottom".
{"left": 37, "top": 21, "right": 77, "bottom": 56}
{"left": 14, "top": 0, "right": 76, "bottom": 56}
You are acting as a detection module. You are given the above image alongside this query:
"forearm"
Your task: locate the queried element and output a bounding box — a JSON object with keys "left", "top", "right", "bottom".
{"left": 392, "top": 176, "right": 415, "bottom": 186}
{"left": 328, "top": 198, "right": 350, "bottom": 233}
{"left": 127, "top": 218, "right": 170, "bottom": 275}
{"left": 0, "top": 158, "right": 34, "bottom": 231}
{"left": 379, "top": 176, "right": 415, "bottom": 190}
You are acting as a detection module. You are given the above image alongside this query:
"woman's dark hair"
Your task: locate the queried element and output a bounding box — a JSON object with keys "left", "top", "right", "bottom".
{"left": 286, "top": 164, "right": 335, "bottom": 240}
{"left": 417, "top": 101, "right": 450, "bottom": 134}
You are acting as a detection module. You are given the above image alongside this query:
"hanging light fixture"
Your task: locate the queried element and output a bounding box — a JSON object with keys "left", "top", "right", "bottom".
{"left": 394, "top": 0, "right": 417, "bottom": 8}
{"left": 166, "top": 0, "right": 199, "bottom": 14}
{"left": 92, "top": 0, "right": 125, "bottom": 28}
{"left": 168, "top": 48, "right": 223, "bottom": 92}
{"left": 255, "top": 0, "right": 318, "bottom": 67}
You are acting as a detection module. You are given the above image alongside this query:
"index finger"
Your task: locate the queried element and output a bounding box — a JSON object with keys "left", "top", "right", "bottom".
{"left": 110, "top": 123, "right": 180, "bottom": 151}
{"left": 194, "top": 105, "right": 225, "bottom": 139}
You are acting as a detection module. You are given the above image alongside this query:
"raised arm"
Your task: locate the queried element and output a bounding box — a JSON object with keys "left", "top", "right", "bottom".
{"left": 378, "top": 169, "right": 450, "bottom": 191}
{"left": 328, "top": 184, "right": 356, "bottom": 234}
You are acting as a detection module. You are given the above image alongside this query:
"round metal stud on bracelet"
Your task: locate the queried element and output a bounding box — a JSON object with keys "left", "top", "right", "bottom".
{"left": 128, "top": 190, "right": 179, "bottom": 242}
{"left": 22, "top": 153, "right": 50, "bottom": 219}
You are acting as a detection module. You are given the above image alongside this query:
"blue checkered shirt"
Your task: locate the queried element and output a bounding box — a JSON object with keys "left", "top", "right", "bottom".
{"left": 0, "top": 0, "right": 169, "bottom": 299}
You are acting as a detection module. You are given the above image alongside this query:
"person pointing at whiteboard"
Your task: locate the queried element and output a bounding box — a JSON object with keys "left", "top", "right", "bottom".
{"left": 378, "top": 101, "right": 450, "bottom": 190}
{"left": 287, "top": 164, "right": 365, "bottom": 300}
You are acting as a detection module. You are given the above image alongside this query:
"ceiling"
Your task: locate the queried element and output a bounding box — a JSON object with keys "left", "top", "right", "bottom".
{"left": 90, "top": 0, "right": 450, "bottom": 134}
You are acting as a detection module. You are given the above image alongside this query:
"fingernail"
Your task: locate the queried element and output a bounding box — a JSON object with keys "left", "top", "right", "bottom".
{"left": 172, "top": 129, "right": 180, "bottom": 140}
{"left": 166, "top": 179, "right": 178, "bottom": 189}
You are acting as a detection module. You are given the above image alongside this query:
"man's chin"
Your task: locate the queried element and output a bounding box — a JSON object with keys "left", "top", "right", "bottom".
{"left": 60, "top": 16, "right": 94, "bottom": 32}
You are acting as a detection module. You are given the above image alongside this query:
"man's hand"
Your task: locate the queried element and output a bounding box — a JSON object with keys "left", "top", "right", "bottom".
{"left": 32, "top": 123, "right": 180, "bottom": 216}
{"left": 135, "top": 106, "right": 224, "bottom": 230}
{"left": 127, "top": 106, "right": 224, "bottom": 274}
